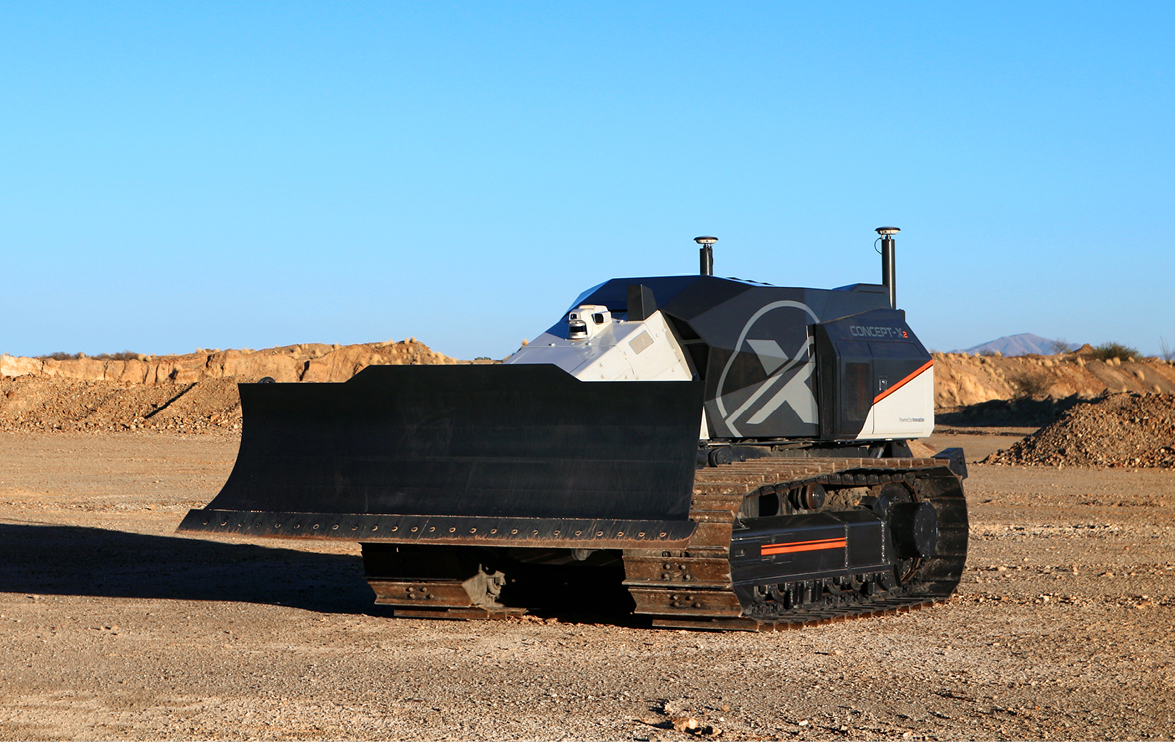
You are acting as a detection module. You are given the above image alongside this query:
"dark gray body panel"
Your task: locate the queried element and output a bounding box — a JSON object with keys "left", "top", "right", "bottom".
{"left": 572, "top": 276, "right": 927, "bottom": 440}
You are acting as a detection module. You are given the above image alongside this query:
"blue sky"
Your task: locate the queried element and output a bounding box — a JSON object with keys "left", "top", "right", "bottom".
{"left": 3, "top": 2, "right": 1172, "bottom": 359}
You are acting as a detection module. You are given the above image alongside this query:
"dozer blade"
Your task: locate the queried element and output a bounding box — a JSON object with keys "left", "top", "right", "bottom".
{"left": 179, "top": 364, "right": 704, "bottom": 548}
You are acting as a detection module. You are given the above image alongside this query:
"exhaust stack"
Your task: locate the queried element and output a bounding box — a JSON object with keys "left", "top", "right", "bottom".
{"left": 695, "top": 236, "right": 717, "bottom": 276}
{"left": 876, "top": 227, "right": 899, "bottom": 308}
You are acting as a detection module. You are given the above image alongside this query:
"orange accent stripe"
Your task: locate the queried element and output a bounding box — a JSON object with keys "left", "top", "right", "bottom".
{"left": 761, "top": 538, "right": 847, "bottom": 555}
{"left": 874, "top": 359, "right": 934, "bottom": 404}
{"left": 764, "top": 537, "right": 842, "bottom": 548}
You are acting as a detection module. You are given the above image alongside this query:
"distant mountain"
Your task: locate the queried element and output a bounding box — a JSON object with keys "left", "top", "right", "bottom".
{"left": 952, "top": 333, "right": 1078, "bottom": 357}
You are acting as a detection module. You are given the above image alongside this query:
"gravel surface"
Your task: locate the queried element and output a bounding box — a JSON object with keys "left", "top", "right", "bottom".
{"left": 1, "top": 431, "right": 1173, "bottom": 740}
{"left": 985, "top": 393, "right": 1175, "bottom": 469}
{"left": 0, "top": 377, "right": 245, "bottom": 434}
{"left": 924, "top": 428, "right": 1040, "bottom": 463}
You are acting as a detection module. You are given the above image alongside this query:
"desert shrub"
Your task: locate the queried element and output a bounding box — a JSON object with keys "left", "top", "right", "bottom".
{"left": 1049, "top": 337, "right": 1072, "bottom": 354}
{"left": 1091, "top": 342, "right": 1141, "bottom": 362}
{"left": 92, "top": 351, "right": 140, "bottom": 361}
{"left": 1013, "top": 372, "right": 1050, "bottom": 399}
{"left": 1161, "top": 337, "right": 1174, "bottom": 363}
{"left": 38, "top": 350, "right": 140, "bottom": 361}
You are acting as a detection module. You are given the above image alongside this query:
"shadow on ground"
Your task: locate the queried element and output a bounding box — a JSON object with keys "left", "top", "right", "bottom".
{"left": 0, "top": 523, "right": 646, "bottom": 627}
{"left": 938, "top": 395, "right": 1088, "bottom": 427}
{"left": 0, "top": 522, "right": 385, "bottom": 615}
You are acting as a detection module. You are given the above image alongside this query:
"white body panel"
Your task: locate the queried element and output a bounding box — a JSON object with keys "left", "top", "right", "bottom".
{"left": 505, "top": 310, "right": 694, "bottom": 382}
{"left": 505, "top": 309, "right": 705, "bottom": 437}
{"left": 857, "top": 365, "right": 935, "bottom": 440}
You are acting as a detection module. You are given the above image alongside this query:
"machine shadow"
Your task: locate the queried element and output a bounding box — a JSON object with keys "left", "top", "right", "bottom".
{"left": 0, "top": 522, "right": 386, "bottom": 615}
{"left": 0, "top": 522, "right": 646, "bottom": 627}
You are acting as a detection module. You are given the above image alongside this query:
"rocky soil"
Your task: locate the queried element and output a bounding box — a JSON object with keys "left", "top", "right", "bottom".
{"left": 0, "top": 377, "right": 247, "bottom": 434}
{"left": 0, "top": 431, "right": 1172, "bottom": 740}
{"left": 0, "top": 340, "right": 462, "bottom": 435}
{"left": 985, "top": 393, "right": 1175, "bottom": 469}
{"left": 932, "top": 352, "right": 1175, "bottom": 410}
{"left": 0, "top": 339, "right": 455, "bottom": 386}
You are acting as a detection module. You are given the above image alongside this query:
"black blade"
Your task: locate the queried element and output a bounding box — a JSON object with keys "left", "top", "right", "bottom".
{"left": 185, "top": 364, "right": 704, "bottom": 526}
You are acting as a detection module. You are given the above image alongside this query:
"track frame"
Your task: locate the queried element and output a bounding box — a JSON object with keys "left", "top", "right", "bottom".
{"left": 354, "top": 456, "right": 968, "bottom": 630}
{"left": 623, "top": 457, "right": 968, "bottom": 631}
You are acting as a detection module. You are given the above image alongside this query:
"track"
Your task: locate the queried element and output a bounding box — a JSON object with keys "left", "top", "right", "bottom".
{"left": 362, "top": 457, "right": 968, "bottom": 630}
{"left": 623, "top": 457, "right": 968, "bottom": 630}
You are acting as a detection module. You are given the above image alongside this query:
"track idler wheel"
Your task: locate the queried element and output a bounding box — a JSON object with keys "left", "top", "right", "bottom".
{"left": 887, "top": 501, "right": 939, "bottom": 559}
{"left": 790, "top": 483, "right": 826, "bottom": 511}
{"left": 865, "top": 482, "right": 940, "bottom": 560}
{"left": 708, "top": 447, "right": 734, "bottom": 466}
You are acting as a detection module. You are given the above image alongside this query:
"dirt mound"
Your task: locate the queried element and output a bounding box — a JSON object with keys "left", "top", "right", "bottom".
{"left": 0, "top": 339, "right": 465, "bottom": 435}
{"left": 1, "top": 376, "right": 248, "bottom": 434}
{"left": 983, "top": 392, "right": 1175, "bottom": 468}
{"left": 0, "top": 338, "right": 457, "bottom": 385}
{"left": 933, "top": 352, "right": 1175, "bottom": 410}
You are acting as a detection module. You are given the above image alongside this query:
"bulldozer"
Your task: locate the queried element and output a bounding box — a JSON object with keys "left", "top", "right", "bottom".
{"left": 179, "top": 228, "right": 968, "bottom": 630}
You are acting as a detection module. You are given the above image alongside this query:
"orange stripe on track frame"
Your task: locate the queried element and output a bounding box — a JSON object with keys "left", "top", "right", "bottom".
{"left": 761, "top": 540, "right": 845, "bottom": 552}
{"left": 761, "top": 538, "right": 847, "bottom": 555}
{"left": 873, "top": 359, "right": 934, "bottom": 404}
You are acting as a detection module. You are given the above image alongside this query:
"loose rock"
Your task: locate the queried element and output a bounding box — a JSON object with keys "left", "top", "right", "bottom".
{"left": 984, "top": 392, "right": 1175, "bottom": 468}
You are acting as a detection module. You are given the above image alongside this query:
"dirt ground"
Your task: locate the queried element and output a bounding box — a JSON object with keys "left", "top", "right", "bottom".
{"left": 1, "top": 430, "right": 1173, "bottom": 741}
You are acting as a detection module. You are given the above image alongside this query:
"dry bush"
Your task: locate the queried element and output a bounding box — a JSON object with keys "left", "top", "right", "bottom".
{"left": 92, "top": 351, "right": 140, "bottom": 361}
{"left": 1092, "top": 342, "right": 1142, "bottom": 362}
{"left": 1013, "top": 372, "right": 1051, "bottom": 399}
{"left": 38, "top": 351, "right": 140, "bottom": 362}
{"left": 1049, "top": 337, "right": 1072, "bottom": 354}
